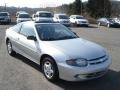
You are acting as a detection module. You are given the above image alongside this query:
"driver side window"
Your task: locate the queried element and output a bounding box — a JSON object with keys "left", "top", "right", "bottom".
{"left": 20, "top": 24, "right": 36, "bottom": 37}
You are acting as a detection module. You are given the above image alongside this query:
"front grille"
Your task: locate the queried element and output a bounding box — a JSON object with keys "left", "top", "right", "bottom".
{"left": 63, "top": 21, "right": 69, "bottom": 23}
{"left": 81, "top": 21, "right": 87, "bottom": 23}
{"left": 88, "top": 55, "right": 108, "bottom": 65}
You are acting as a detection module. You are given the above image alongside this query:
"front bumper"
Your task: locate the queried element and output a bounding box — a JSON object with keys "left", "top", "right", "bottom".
{"left": 58, "top": 58, "right": 111, "bottom": 81}
{"left": 77, "top": 22, "right": 89, "bottom": 26}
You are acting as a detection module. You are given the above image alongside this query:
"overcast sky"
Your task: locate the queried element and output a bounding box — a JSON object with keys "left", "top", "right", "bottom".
{"left": 0, "top": 0, "right": 88, "bottom": 8}
{"left": 0, "top": 0, "right": 120, "bottom": 8}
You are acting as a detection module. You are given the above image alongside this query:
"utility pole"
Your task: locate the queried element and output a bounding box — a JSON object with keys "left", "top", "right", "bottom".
{"left": 81, "top": 0, "right": 82, "bottom": 15}
{"left": 4, "top": 3, "right": 6, "bottom": 11}
{"left": 104, "top": 0, "right": 105, "bottom": 17}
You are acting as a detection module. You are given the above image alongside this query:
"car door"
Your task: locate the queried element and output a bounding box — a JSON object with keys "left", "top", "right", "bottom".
{"left": 9, "top": 23, "right": 22, "bottom": 52}
{"left": 18, "top": 23, "right": 40, "bottom": 63}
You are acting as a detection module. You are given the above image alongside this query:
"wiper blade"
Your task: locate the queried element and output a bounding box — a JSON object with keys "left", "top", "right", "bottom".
{"left": 59, "top": 36, "right": 76, "bottom": 40}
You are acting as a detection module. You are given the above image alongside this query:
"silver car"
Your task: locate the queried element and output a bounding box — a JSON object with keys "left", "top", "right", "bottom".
{"left": 5, "top": 21, "right": 111, "bottom": 81}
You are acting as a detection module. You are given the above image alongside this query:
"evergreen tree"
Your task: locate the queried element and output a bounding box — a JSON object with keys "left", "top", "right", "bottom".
{"left": 87, "top": 0, "right": 111, "bottom": 18}
{"left": 67, "top": 0, "right": 82, "bottom": 15}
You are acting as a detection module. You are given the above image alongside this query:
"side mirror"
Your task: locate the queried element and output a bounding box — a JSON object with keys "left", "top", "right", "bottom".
{"left": 27, "top": 36, "right": 37, "bottom": 41}
{"left": 34, "top": 15, "right": 37, "bottom": 18}
{"left": 36, "top": 15, "right": 39, "bottom": 17}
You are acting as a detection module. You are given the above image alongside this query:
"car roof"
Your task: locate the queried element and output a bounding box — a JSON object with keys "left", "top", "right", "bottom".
{"left": 54, "top": 13, "right": 66, "bottom": 15}
{"left": 36, "top": 11, "right": 52, "bottom": 14}
{"left": 70, "top": 15, "right": 83, "bottom": 17}
{"left": 21, "top": 21, "right": 59, "bottom": 25}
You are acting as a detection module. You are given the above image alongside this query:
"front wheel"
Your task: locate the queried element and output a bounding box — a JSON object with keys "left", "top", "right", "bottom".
{"left": 6, "top": 40, "right": 16, "bottom": 56}
{"left": 42, "top": 57, "right": 59, "bottom": 82}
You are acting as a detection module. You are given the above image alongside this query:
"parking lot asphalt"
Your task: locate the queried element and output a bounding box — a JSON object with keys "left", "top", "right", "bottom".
{"left": 0, "top": 24, "right": 120, "bottom": 90}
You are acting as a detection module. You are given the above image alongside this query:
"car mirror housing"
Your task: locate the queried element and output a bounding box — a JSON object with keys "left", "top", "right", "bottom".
{"left": 27, "top": 36, "right": 37, "bottom": 41}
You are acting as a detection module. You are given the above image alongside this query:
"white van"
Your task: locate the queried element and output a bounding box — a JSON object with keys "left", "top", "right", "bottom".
{"left": 35, "top": 11, "right": 53, "bottom": 22}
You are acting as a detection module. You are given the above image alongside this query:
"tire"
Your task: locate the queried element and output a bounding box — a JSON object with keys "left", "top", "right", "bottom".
{"left": 75, "top": 22, "right": 78, "bottom": 27}
{"left": 107, "top": 23, "right": 110, "bottom": 28}
{"left": 42, "top": 57, "right": 59, "bottom": 82}
{"left": 98, "top": 22, "right": 101, "bottom": 26}
{"left": 6, "top": 40, "right": 16, "bottom": 56}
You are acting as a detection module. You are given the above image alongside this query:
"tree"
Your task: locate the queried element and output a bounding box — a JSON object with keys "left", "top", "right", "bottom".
{"left": 87, "top": 0, "right": 112, "bottom": 18}
{"left": 67, "top": 0, "right": 82, "bottom": 15}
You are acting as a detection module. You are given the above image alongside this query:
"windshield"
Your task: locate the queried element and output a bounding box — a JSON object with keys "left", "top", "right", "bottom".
{"left": 76, "top": 16, "right": 85, "bottom": 19}
{"left": 59, "top": 15, "right": 69, "bottom": 19}
{"left": 36, "top": 24, "right": 78, "bottom": 41}
{"left": 107, "top": 18, "right": 115, "bottom": 23}
{"left": 19, "top": 14, "right": 30, "bottom": 18}
{"left": 0, "top": 13, "right": 8, "bottom": 16}
{"left": 39, "top": 13, "right": 53, "bottom": 18}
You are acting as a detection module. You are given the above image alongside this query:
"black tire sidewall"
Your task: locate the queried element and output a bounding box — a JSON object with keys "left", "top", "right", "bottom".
{"left": 42, "top": 57, "right": 59, "bottom": 81}
{"left": 7, "top": 40, "right": 15, "bottom": 56}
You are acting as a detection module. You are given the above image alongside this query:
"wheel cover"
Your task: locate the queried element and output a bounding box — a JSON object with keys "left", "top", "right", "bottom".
{"left": 98, "top": 22, "right": 101, "bottom": 26}
{"left": 43, "top": 61, "right": 54, "bottom": 79}
{"left": 7, "top": 42, "right": 12, "bottom": 54}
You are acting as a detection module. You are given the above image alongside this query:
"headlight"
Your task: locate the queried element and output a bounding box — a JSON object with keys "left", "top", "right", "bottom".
{"left": 66, "top": 58, "right": 88, "bottom": 67}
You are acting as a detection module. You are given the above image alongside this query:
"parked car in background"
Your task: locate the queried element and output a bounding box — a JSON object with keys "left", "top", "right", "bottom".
{"left": 5, "top": 21, "right": 111, "bottom": 82}
{"left": 97, "top": 18, "right": 120, "bottom": 28}
{"left": 16, "top": 11, "right": 27, "bottom": 17}
{"left": 53, "top": 14, "right": 70, "bottom": 26}
{"left": 16, "top": 13, "right": 32, "bottom": 23}
{"left": 69, "top": 15, "right": 89, "bottom": 27}
{"left": 0, "top": 12, "right": 11, "bottom": 24}
{"left": 35, "top": 11, "right": 53, "bottom": 22}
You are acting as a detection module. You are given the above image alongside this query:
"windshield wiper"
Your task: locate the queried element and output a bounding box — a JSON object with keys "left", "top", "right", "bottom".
{"left": 42, "top": 37, "right": 59, "bottom": 41}
{"left": 58, "top": 36, "right": 77, "bottom": 40}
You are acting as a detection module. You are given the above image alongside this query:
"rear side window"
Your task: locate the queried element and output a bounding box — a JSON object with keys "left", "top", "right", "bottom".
{"left": 12, "top": 23, "right": 22, "bottom": 33}
{"left": 20, "top": 23, "right": 35, "bottom": 37}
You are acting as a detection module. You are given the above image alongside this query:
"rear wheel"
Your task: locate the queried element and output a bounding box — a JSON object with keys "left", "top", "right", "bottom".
{"left": 42, "top": 57, "right": 59, "bottom": 82}
{"left": 6, "top": 40, "right": 16, "bottom": 56}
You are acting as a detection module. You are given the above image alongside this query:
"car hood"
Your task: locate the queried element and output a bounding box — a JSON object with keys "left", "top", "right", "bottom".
{"left": 17, "top": 18, "right": 31, "bottom": 21}
{"left": 36, "top": 17, "right": 53, "bottom": 21}
{"left": 42, "top": 38, "right": 106, "bottom": 60}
